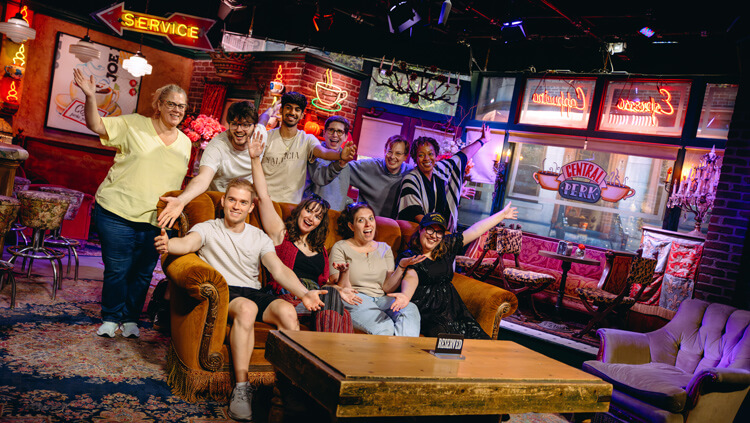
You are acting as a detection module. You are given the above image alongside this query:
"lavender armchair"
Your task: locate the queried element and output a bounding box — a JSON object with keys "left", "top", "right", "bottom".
{"left": 583, "top": 299, "right": 750, "bottom": 423}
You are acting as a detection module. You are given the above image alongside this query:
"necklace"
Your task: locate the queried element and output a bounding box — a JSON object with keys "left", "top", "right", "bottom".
{"left": 280, "top": 131, "right": 296, "bottom": 151}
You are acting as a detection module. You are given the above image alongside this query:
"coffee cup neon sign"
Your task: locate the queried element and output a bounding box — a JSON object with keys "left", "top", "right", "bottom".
{"left": 615, "top": 88, "right": 674, "bottom": 124}
{"left": 531, "top": 86, "right": 587, "bottom": 117}
{"left": 533, "top": 160, "right": 636, "bottom": 204}
{"left": 312, "top": 69, "right": 348, "bottom": 112}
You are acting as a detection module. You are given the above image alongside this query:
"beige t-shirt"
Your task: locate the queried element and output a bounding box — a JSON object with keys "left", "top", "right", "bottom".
{"left": 96, "top": 114, "right": 191, "bottom": 225}
{"left": 199, "top": 126, "right": 269, "bottom": 192}
{"left": 190, "top": 218, "right": 276, "bottom": 289}
{"left": 261, "top": 128, "right": 320, "bottom": 204}
{"left": 329, "top": 240, "right": 394, "bottom": 298}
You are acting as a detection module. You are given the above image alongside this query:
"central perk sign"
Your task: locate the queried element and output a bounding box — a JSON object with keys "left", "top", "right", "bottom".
{"left": 94, "top": 2, "right": 215, "bottom": 51}
{"left": 533, "top": 160, "right": 636, "bottom": 204}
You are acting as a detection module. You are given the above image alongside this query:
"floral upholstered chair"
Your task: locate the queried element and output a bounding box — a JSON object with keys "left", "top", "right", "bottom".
{"left": 574, "top": 249, "right": 657, "bottom": 338}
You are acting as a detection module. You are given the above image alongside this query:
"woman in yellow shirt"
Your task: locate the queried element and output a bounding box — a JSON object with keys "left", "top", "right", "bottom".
{"left": 73, "top": 69, "right": 191, "bottom": 338}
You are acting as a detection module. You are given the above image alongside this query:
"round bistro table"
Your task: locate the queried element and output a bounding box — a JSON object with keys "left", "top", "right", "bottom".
{"left": 539, "top": 250, "right": 601, "bottom": 320}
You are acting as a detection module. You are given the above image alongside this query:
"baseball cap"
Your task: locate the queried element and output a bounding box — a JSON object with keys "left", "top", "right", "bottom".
{"left": 420, "top": 212, "right": 447, "bottom": 230}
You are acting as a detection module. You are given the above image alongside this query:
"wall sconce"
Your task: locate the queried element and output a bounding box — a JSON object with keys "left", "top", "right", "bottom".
{"left": 122, "top": 51, "right": 152, "bottom": 77}
{"left": 69, "top": 33, "right": 101, "bottom": 63}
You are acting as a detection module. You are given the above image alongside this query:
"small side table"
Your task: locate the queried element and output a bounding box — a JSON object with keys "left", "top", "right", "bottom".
{"left": 538, "top": 250, "right": 601, "bottom": 320}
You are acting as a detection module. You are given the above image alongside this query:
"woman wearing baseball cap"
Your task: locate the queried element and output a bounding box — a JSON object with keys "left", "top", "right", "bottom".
{"left": 396, "top": 202, "right": 517, "bottom": 338}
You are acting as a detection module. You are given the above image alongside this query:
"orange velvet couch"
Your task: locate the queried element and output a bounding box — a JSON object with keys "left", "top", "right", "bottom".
{"left": 157, "top": 191, "right": 519, "bottom": 402}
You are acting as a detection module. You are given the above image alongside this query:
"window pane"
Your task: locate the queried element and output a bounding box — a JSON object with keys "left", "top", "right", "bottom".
{"left": 696, "top": 84, "right": 738, "bottom": 140}
{"left": 518, "top": 78, "right": 596, "bottom": 129}
{"left": 598, "top": 80, "right": 691, "bottom": 136}
{"left": 504, "top": 143, "right": 672, "bottom": 251}
{"left": 476, "top": 77, "right": 516, "bottom": 123}
{"left": 367, "top": 68, "right": 459, "bottom": 116}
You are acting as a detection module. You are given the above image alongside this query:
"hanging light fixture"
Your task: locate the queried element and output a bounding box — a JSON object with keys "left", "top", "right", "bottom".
{"left": 0, "top": 12, "right": 36, "bottom": 43}
{"left": 69, "top": 31, "right": 101, "bottom": 63}
{"left": 122, "top": 51, "right": 152, "bottom": 77}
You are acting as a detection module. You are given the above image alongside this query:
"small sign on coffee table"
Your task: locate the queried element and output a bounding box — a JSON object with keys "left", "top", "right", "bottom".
{"left": 429, "top": 333, "right": 465, "bottom": 360}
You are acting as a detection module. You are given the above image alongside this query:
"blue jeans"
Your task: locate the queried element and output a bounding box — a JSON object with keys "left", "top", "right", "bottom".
{"left": 343, "top": 294, "right": 421, "bottom": 336}
{"left": 93, "top": 203, "right": 161, "bottom": 323}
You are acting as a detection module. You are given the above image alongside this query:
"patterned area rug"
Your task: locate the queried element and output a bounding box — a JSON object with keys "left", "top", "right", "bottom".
{"left": 0, "top": 258, "right": 575, "bottom": 422}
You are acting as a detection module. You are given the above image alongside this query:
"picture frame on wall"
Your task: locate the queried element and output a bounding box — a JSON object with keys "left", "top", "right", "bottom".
{"left": 44, "top": 32, "right": 142, "bottom": 136}
{"left": 219, "top": 89, "right": 261, "bottom": 128}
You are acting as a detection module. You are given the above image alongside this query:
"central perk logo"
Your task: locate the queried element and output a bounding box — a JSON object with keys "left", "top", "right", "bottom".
{"left": 533, "top": 160, "right": 636, "bottom": 204}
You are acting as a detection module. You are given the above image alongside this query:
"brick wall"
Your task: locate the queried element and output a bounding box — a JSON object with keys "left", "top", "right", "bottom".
{"left": 187, "top": 58, "right": 361, "bottom": 128}
{"left": 696, "top": 80, "right": 750, "bottom": 305}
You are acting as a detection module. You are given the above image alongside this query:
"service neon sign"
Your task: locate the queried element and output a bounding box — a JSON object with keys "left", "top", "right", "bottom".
{"left": 94, "top": 2, "right": 216, "bottom": 51}
{"left": 531, "top": 86, "right": 588, "bottom": 117}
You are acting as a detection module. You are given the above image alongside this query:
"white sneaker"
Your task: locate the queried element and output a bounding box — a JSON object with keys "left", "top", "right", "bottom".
{"left": 120, "top": 322, "right": 140, "bottom": 338}
{"left": 97, "top": 321, "right": 118, "bottom": 338}
{"left": 227, "top": 384, "right": 254, "bottom": 421}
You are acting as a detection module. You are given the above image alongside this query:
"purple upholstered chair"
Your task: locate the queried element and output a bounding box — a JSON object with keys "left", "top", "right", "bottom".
{"left": 582, "top": 299, "right": 750, "bottom": 423}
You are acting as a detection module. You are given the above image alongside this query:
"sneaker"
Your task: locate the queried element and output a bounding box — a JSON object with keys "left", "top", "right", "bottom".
{"left": 120, "top": 322, "right": 140, "bottom": 338}
{"left": 227, "top": 384, "right": 254, "bottom": 421}
{"left": 97, "top": 321, "right": 118, "bottom": 338}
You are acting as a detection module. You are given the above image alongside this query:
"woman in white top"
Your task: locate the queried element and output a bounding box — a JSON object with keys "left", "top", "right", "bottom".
{"left": 329, "top": 202, "right": 424, "bottom": 336}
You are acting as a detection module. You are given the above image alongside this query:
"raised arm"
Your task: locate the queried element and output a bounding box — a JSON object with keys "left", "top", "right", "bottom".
{"left": 308, "top": 157, "right": 344, "bottom": 187}
{"left": 249, "top": 133, "right": 285, "bottom": 245}
{"left": 382, "top": 254, "right": 426, "bottom": 293}
{"left": 258, "top": 102, "right": 281, "bottom": 127}
{"left": 262, "top": 251, "right": 326, "bottom": 311}
{"left": 458, "top": 123, "right": 492, "bottom": 160}
{"left": 157, "top": 166, "right": 216, "bottom": 228}
{"left": 154, "top": 228, "right": 203, "bottom": 256}
{"left": 73, "top": 68, "right": 108, "bottom": 138}
{"left": 313, "top": 140, "right": 357, "bottom": 161}
{"left": 461, "top": 202, "right": 518, "bottom": 246}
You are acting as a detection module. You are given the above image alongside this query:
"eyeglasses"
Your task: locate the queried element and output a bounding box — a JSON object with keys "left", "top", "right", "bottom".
{"left": 307, "top": 193, "right": 330, "bottom": 209}
{"left": 423, "top": 227, "right": 445, "bottom": 237}
{"left": 326, "top": 128, "right": 346, "bottom": 136}
{"left": 386, "top": 150, "right": 406, "bottom": 158}
{"left": 162, "top": 100, "right": 187, "bottom": 111}
{"left": 229, "top": 121, "right": 255, "bottom": 130}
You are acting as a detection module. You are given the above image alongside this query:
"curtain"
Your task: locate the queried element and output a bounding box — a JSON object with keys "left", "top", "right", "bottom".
{"left": 199, "top": 83, "right": 228, "bottom": 118}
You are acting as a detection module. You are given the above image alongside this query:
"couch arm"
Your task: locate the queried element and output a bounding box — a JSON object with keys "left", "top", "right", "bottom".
{"left": 452, "top": 273, "right": 518, "bottom": 339}
{"left": 164, "top": 253, "right": 230, "bottom": 374}
{"left": 596, "top": 328, "right": 651, "bottom": 364}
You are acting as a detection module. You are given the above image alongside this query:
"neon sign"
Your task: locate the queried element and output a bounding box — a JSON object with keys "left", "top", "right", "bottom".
{"left": 533, "top": 160, "right": 636, "bottom": 204}
{"left": 12, "top": 44, "right": 25, "bottom": 67}
{"left": 94, "top": 2, "right": 215, "bottom": 51}
{"left": 615, "top": 88, "right": 675, "bottom": 124}
{"left": 269, "top": 65, "right": 285, "bottom": 105}
{"left": 6, "top": 81, "right": 18, "bottom": 103}
{"left": 531, "top": 86, "right": 587, "bottom": 117}
{"left": 312, "top": 69, "right": 348, "bottom": 112}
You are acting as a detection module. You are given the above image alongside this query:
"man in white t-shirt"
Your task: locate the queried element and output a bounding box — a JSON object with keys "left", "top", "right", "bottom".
{"left": 154, "top": 178, "right": 325, "bottom": 422}
{"left": 157, "top": 101, "right": 268, "bottom": 229}
{"left": 260, "top": 92, "right": 356, "bottom": 204}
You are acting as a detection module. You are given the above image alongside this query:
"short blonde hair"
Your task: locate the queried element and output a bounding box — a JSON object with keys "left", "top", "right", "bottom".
{"left": 151, "top": 84, "right": 187, "bottom": 117}
{"left": 225, "top": 177, "right": 256, "bottom": 200}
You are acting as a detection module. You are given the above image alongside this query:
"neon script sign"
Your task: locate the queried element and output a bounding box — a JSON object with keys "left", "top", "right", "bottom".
{"left": 531, "top": 86, "right": 587, "bottom": 117}
{"left": 95, "top": 2, "right": 215, "bottom": 51}
{"left": 615, "top": 88, "right": 674, "bottom": 124}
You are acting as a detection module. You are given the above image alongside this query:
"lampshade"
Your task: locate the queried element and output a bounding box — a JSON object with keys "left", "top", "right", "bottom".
{"left": 0, "top": 13, "right": 36, "bottom": 43}
{"left": 123, "top": 51, "right": 152, "bottom": 77}
{"left": 69, "top": 35, "right": 101, "bottom": 63}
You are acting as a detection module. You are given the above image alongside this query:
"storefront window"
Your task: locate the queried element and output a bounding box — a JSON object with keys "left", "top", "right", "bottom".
{"left": 367, "top": 68, "right": 459, "bottom": 116}
{"left": 503, "top": 143, "right": 673, "bottom": 251}
{"left": 598, "top": 80, "right": 691, "bottom": 137}
{"left": 476, "top": 77, "right": 516, "bottom": 123}
{"left": 518, "top": 77, "right": 596, "bottom": 129}
{"left": 696, "top": 84, "right": 738, "bottom": 140}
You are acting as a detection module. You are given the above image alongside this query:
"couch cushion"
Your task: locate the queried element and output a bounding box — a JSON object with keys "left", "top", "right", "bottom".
{"left": 583, "top": 361, "right": 693, "bottom": 413}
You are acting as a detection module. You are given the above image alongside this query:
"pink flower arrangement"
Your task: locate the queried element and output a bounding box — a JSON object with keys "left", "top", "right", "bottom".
{"left": 180, "top": 114, "right": 226, "bottom": 149}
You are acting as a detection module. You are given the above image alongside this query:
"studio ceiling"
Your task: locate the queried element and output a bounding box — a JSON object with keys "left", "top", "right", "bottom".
{"left": 31, "top": 0, "right": 746, "bottom": 75}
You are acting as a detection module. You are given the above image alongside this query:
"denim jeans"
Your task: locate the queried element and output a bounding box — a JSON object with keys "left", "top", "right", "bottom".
{"left": 343, "top": 293, "right": 421, "bottom": 336}
{"left": 93, "top": 203, "right": 161, "bottom": 323}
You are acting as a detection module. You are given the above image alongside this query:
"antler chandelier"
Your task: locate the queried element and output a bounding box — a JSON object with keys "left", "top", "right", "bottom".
{"left": 371, "top": 58, "right": 459, "bottom": 106}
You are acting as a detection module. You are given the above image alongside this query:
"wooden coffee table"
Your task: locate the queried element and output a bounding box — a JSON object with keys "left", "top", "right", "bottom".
{"left": 266, "top": 330, "right": 611, "bottom": 420}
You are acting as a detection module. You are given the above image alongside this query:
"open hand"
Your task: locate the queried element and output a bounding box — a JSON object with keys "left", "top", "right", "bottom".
{"left": 461, "top": 182, "right": 476, "bottom": 200}
{"left": 387, "top": 292, "right": 410, "bottom": 312}
{"left": 157, "top": 196, "right": 185, "bottom": 229}
{"left": 500, "top": 201, "right": 518, "bottom": 221}
{"left": 73, "top": 68, "right": 96, "bottom": 98}
{"left": 340, "top": 140, "right": 357, "bottom": 162}
{"left": 332, "top": 262, "right": 349, "bottom": 273}
{"left": 248, "top": 130, "right": 265, "bottom": 158}
{"left": 154, "top": 228, "right": 170, "bottom": 254}
{"left": 399, "top": 254, "right": 427, "bottom": 269}
{"left": 338, "top": 287, "right": 362, "bottom": 306}
{"left": 480, "top": 122, "right": 492, "bottom": 142}
{"left": 301, "top": 289, "right": 327, "bottom": 311}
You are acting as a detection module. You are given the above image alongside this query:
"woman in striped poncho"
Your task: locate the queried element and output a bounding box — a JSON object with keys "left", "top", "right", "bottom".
{"left": 397, "top": 124, "right": 492, "bottom": 232}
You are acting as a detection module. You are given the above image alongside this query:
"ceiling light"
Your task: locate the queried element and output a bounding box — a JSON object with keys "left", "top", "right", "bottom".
{"left": 0, "top": 12, "right": 36, "bottom": 43}
{"left": 388, "top": 1, "right": 421, "bottom": 34}
{"left": 606, "top": 42, "right": 626, "bottom": 54}
{"left": 639, "top": 27, "right": 656, "bottom": 38}
{"left": 69, "top": 34, "right": 101, "bottom": 63}
{"left": 501, "top": 20, "right": 526, "bottom": 43}
{"left": 218, "top": 0, "right": 247, "bottom": 20}
{"left": 123, "top": 51, "right": 152, "bottom": 77}
{"left": 438, "top": 0, "right": 452, "bottom": 25}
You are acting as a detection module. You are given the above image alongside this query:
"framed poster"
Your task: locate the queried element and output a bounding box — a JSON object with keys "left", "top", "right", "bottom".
{"left": 45, "top": 32, "right": 142, "bottom": 136}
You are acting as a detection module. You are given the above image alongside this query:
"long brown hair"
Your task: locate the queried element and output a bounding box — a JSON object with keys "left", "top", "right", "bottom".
{"left": 285, "top": 195, "right": 330, "bottom": 253}
{"left": 406, "top": 228, "right": 449, "bottom": 261}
